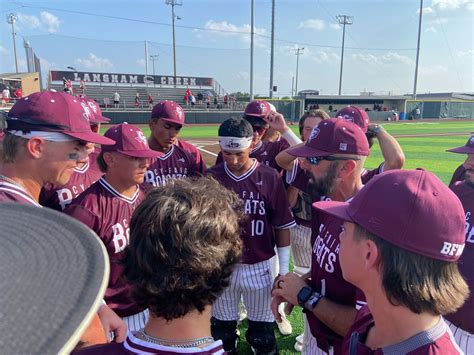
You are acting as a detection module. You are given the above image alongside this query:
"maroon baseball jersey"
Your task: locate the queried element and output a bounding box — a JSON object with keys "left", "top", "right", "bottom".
{"left": 73, "top": 333, "right": 225, "bottom": 354}
{"left": 208, "top": 160, "right": 296, "bottom": 264}
{"left": 40, "top": 150, "right": 103, "bottom": 211}
{"left": 215, "top": 139, "right": 289, "bottom": 172}
{"left": 449, "top": 164, "right": 466, "bottom": 187}
{"left": 144, "top": 144, "right": 201, "bottom": 187}
{"left": 307, "top": 207, "right": 366, "bottom": 354}
{"left": 0, "top": 181, "right": 41, "bottom": 206}
{"left": 360, "top": 162, "right": 385, "bottom": 185}
{"left": 343, "top": 306, "right": 463, "bottom": 355}
{"left": 64, "top": 177, "right": 146, "bottom": 317}
{"left": 177, "top": 139, "right": 207, "bottom": 174}
{"left": 445, "top": 181, "right": 474, "bottom": 333}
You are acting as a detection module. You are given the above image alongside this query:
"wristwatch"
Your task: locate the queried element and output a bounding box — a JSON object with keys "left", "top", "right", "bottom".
{"left": 297, "top": 286, "right": 322, "bottom": 311}
{"left": 370, "top": 124, "right": 384, "bottom": 135}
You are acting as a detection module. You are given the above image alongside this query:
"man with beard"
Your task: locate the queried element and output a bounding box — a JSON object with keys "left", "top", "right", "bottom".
{"left": 271, "top": 119, "right": 369, "bottom": 355}
{"left": 444, "top": 134, "right": 474, "bottom": 353}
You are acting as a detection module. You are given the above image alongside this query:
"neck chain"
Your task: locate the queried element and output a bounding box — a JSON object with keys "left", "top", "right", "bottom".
{"left": 138, "top": 329, "right": 214, "bottom": 348}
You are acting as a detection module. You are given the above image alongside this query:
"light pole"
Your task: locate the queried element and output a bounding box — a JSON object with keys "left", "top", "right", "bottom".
{"left": 336, "top": 15, "right": 353, "bottom": 96}
{"left": 150, "top": 55, "right": 159, "bottom": 77}
{"left": 7, "top": 13, "right": 18, "bottom": 73}
{"left": 413, "top": 0, "right": 423, "bottom": 99}
{"left": 165, "top": 0, "right": 182, "bottom": 86}
{"left": 269, "top": 0, "right": 275, "bottom": 98}
{"left": 294, "top": 47, "right": 304, "bottom": 97}
{"left": 250, "top": 0, "right": 255, "bottom": 100}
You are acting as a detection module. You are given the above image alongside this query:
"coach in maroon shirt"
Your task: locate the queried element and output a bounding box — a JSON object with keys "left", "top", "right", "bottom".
{"left": 65, "top": 123, "right": 161, "bottom": 332}
{"left": 272, "top": 119, "right": 369, "bottom": 354}
{"left": 445, "top": 135, "right": 474, "bottom": 352}
{"left": 144, "top": 101, "right": 204, "bottom": 188}
{"left": 40, "top": 97, "right": 109, "bottom": 210}
{"left": 314, "top": 169, "right": 468, "bottom": 354}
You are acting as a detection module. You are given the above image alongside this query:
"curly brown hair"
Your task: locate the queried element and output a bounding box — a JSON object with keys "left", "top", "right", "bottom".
{"left": 122, "top": 177, "right": 243, "bottom": 320}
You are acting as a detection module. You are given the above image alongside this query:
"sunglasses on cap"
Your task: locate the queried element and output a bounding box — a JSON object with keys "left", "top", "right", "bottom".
{"left": 252, "top": 125, "right": 267, "bottom": 136}
{"left": 305, "top": 156, "right": 360, "bottom": 166}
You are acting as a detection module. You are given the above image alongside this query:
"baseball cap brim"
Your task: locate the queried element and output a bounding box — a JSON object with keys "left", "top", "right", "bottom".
{"left": 90, "top": 115, "right": 111, "bottom": 124}
{"left": 65, "top": 130, "right": 116, "bottom": 145}
{"left": 159, "top": 117, "right": 188, "bottom": 127}
{"left": 446, "top": 146, "right": 474, "bottom": 154}
{"left": 313, "top": 200, "right": 354, "bottom": 222}
{"left": 118, "top": 149, "right": 163, "bottom": 158}
{"left": 0, "top": 203, "right": 109, "bottom": 354}
{"left": 286, "top": 144, "right": 333, "bottom": 158}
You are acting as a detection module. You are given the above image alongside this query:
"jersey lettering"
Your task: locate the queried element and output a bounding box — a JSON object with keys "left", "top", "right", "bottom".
{"left": 440, "top": 241, "right": 465, "bottom": 256}
{"left": 112, "top": 222, "right": 130, "bottom": 254}
{"left": 466, "top": 211, "right": 474, "bottom": 243}
{"left": 313, "top": 223, "right": 337, "bottom": 273}
{"left": 144, "top": 167, "right": 188, "bottom": 187}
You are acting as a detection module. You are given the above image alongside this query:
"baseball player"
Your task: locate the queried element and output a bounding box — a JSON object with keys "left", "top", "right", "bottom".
{"left": 144, "top": 101, "right": 203, "bottom": 187}
{"left": 312, "top": 169, "right": 468, "bottom": 354}
{"left": 215, "top": 100, "right": 302, "bottom": 173}
{"left": 208, "top": 117, "right": 296, "bottom": 354}
{"left": 40, "top": 98, "right": 109, "bottom": 210}
{"left": 272, "top": 118, "right": 370, "bottom": 355}
{"left": 65, "top": 123, "right": 161, "bottom": 332}
{"left": 445, "top": 135, "right": 474, "bottom": 353}
{"left": 75, "top": 177, "right": 243, "bottom": 354}
{"left": 0, "top": 91, "right": 127, "bottom": 344}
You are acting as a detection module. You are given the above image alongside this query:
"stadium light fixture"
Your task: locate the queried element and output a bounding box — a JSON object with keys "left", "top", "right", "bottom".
{"left": 7, "top": 13, "right": 19, "bottom": 73}
{"left": 336, "top": 15, "right": 353, "bottom": 96}
{"left": 165, "top": 0, "right": 182, "bottom": 86}
{"left": 67, "top": 66, "right": 78, "bottom": 71}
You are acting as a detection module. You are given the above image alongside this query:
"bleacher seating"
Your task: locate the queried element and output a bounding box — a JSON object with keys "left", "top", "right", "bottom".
{"left": 48, "top": 83, "right": 217, "bottom": 109}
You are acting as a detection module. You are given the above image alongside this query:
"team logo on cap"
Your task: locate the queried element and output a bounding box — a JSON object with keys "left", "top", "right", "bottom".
{"left": 308, "top": 127, "right": 320, "bottom": 142}
{"left": 175, "top": 106, "right": 184, "bottom": 120}
{"left": 80, "top": 102, "right": 92, "bottom": 122}
{"left": 469, "top": 136, "right": 474, "bottom": 146}
{"left": 338, "top": 113, "right": 354, "bottom": 123}
{"left": 135, "top": 130, "right": 148, "bottom": 146}
{"left": 87, "top": 101, "right": 98, "bottom": 114}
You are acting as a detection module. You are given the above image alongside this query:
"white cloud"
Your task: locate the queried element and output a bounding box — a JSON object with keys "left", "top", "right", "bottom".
{"left": 193, "top": 20, "right": 267, "bottom": 47}
{"left": 425, "top": 26, "right": 437, "bottom": 33}
{"left": 40, "top": 12, "right": 60, "bottom": 33}
{"left": 298, "top": 19, "right": 325, "bottom": 31}
{"left": 136, "top": 59, "right": 146, "bottom": 67}
{"left": 75, "top": 53, "right": 114, "bottom": 70}
{"left": 0, "top": 45, "right": 9, "bottom": 55}
{"left": 431, "top": 0, "right": 472, "bottom": 11}
{"left": 457, "top": 49, "right": 474, "bottom": 58}
{"left": 234, "top": 71, "right": 249, "bottom": 81}
{"left": 351, "top": 52, "right": 413, "bottom": 66}
{"left": 311, "top": 49, "right": 340, "bottom": 64}
{"left": 417, "top": 6, "right": 434, "bottom": 14}
{"left": 419, "top": 64, "right": 448, "bottom": 75}
{"left": 15, "top": 11, "right": 61, "bottom": 33}
{"left": 329, "top": 23, "right": 341, "bottom": 30}
{"left": 466, "top": 2, "right": 474, "bottom": 10}
{"left": 16, "top": 13, "right": 41, "bottom": 30}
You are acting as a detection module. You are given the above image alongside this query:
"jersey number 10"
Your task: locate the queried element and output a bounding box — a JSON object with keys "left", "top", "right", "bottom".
{"left": 251, "top": 219, "right": 264, "bottom": 236}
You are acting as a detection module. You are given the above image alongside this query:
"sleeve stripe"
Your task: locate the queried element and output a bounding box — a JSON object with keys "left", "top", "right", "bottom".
{"left": 274, "top": 220, "right": 297, "bottom": 230}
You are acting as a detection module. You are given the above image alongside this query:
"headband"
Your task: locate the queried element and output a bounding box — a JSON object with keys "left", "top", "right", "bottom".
{"left": 218, "top": 136, "right": 253, "bottom": 152}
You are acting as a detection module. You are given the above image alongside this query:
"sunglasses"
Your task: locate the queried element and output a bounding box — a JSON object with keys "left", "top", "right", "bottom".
{"left": 305, "top": 156, "right": 360, "bottom": 166}
{"left": 251, "top": 126, "right": 267, "bottom": 136}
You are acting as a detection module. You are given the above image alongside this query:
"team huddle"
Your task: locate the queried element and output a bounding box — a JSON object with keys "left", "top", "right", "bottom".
{"left": 0, "top": 91, "right": 472, "bottom": 355}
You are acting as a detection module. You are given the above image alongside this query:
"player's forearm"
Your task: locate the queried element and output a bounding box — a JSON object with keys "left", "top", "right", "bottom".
{"left": 311, "top": 297, "right": 358, "bottom": 337}
{"left": 376, "top": 128, "right": 405, "bottom": 170}
{"left": 275, "top": 228, "right": 290, "bottom": 247}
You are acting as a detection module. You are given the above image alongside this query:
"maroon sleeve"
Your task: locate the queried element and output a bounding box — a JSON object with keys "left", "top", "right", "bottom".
{"left": 269, "top": 171, "right": 296, "bottom": 229}
{"left": 64, "top": 204, "right": 100, "bottom": 232}
{"left": 361, "top": 162, "right": 384, "bottom": 185}
{"left": 449, "top": 164, "right": 466, "bottom": 187}
{"left": 215, "top": 151, "right": 223, "bottom": 166}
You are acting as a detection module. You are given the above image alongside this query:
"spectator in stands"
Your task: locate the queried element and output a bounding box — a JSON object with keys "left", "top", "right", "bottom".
{"left": 206, "top": 94, "right": 211, "bottom": 109}
{"left": 113, "top": 91, "right": 120, "bottom": 108}
{"left": 147, "top": 94, "right": 154, "bottom": 109}
{"left": 213, "top": 95, "right": 218, "bottom": 109}
{"left": 224, "top": 94, "right": 229, "bottom": 108}
{"left": 80, "top": 79, "right": 86, "bottom": 96}
{"left": 1, "top": 87, "right": 10, "bottom": 107}
{"left": 197, "top": 92, "right": 203, "bottom": 105}
{"left": 134, "top": 93, "right": 140, "bottom": 108}
{"left": 190, "top": 94, "right": 196, "bottom": 107}
{"left": 13, "top": 87, "right": 22, "bottom": 100}
{"left": 232, "top": 95, "right": 236, "bottom": 110}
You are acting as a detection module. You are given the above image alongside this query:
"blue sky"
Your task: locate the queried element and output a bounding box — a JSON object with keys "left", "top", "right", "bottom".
{"left": 1, "top": 0, "right": 473, "bottom": 96}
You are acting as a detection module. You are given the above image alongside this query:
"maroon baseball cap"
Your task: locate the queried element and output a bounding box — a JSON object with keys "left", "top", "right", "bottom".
{"left": 287, "top": 118, "right": 370, "bottom": 157}
{"left": 244, "top": 100, "right": 274, "bottom": 118}
{"left": 151, "top": 101, "right": 186, "bottom": 126}
{"left": 102, "top": 123, "right": 162, "bottom": 158}
{"left": 7, "top": 91, "right": 115, "bottom": 145}
{"left": 335, "top": 105, "right": 370, "bottom": 133}
{"left": 446, "top": 134, "right": 474, "bottom": 154}
{"left": 314, "top": 169, "right": 466, "bottom": 262}
{"left": 81, "top": 98, "right": 110, "bottom": 124}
